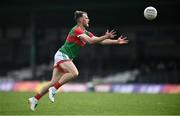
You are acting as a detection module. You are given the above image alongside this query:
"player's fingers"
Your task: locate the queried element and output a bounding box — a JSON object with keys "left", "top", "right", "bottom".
{"left": 119, "top": 35, "right": 123, "bottom": 39}
{"left": 111, "top": 32, "right": 116, "bottom": 36}
{"left": 123, "top": 39, "right": 129, "bottom": 43}
{"left": 110, "top": 29, "right": 114, "bottom": 32}
{"left": 110, "top": 29, "right": 116, "bottom": 33}
{"left": 113, "top": 34, "right": 117, "bottom": 37}
{"left": 111, "top": 31, "right": 116, "bottom": 35}
{"left": 118, "top": 36, "right": 123, "bottom": 39}
{"left": 110, "top": 34, "right": 117, "bottom": 38}
{"left": 125, "top": 40, "right": 129, "bottom": 42}
{"left": 122, "top": 37, "right": 127, "bottom": 40}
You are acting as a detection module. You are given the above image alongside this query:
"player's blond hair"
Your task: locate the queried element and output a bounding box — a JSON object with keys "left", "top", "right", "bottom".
{"left": 74, "top": 10, "right": 87, "bottom": 22}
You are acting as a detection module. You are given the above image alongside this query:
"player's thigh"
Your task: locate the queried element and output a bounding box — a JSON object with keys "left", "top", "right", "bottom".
{"left": 60, "top": 61, "right": 79, "bottom": 76}
{"left": 50, "top": 68, "right": 64, "bottom": 84}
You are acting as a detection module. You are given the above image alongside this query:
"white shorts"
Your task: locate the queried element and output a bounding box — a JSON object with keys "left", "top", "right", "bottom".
{"left": 54, "top": 51, "right": 70, "bottom": 64}
{"left": 54, "top": 51, "right": 71, "bottom": 70}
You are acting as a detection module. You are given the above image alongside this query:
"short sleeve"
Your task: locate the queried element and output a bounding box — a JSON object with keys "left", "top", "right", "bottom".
{"left": 74, "top": 28, "right": 84, "bottom": 37}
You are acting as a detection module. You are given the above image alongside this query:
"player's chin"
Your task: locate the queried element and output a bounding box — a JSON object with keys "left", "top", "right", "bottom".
{"left": 85, "top": 24, "right": 89, "bottom": 28}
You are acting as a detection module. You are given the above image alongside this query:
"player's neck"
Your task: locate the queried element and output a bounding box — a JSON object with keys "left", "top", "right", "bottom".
{"left": 77, "top": 23, "right": 85, "bottom": 30}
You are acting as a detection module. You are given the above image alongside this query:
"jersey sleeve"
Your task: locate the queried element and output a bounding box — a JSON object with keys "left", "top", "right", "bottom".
{"left": 74, "top": 28, "right": 84, "bottom": 37}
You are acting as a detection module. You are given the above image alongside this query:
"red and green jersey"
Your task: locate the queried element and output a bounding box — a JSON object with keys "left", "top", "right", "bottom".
{"left": 59, "top": 25, "right": 94, "bottom": 59}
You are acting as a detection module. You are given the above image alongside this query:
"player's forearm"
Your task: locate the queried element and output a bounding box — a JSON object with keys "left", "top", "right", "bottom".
{"left": 99, "top": 39, "right": 118, "bottom": 45}
{"left": 90, "top": 35, "right": 110, "bottom": 44}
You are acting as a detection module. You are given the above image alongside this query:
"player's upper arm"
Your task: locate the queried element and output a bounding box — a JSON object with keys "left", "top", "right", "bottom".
{"left": 75, "top": 30, "right": 95, "bottom": 44}
{"left": 78, "top": 34, "right": 95, "bottom": 44}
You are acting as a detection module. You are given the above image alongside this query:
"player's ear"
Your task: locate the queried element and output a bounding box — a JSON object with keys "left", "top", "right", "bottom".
{"left": 76, "top": 17, "right": 82, "bottom": 23}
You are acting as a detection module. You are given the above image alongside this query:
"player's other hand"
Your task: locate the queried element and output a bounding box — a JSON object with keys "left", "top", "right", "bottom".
{"left": 105, "top": 29, "right": 117, "bottom": 38}
{"left": 117, "top": 35, "right": 128, "bottom": 44}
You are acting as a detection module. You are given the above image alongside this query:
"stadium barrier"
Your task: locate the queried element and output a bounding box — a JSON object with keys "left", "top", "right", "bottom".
{"left": 0, "top": 81, "right": 180, "bottom": 94}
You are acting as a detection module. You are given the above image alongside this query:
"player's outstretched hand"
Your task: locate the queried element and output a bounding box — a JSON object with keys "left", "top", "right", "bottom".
{"left": 105, "top": 29, "right": 117, "bottom": 38}
{"left": 117, "top": 35, "right": 128, "bottom": 44}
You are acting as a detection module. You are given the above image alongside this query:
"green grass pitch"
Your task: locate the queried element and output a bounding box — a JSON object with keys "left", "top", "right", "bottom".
{"left": 0, "top": 92, "right": 180, "bottom": 115}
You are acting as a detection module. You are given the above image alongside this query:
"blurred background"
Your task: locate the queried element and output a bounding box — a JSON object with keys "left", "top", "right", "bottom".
{"left": 0, "top": 0, "right": 180, "bottom": 93}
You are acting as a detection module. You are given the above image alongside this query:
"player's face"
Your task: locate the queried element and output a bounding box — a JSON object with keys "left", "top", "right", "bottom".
{"left": 82, "top": 14, "right": 89, "bottom": 28}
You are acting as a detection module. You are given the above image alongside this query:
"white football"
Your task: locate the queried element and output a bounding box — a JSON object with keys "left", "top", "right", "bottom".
{"left": 144, "top": 6, "right": 157, "bottom": 20}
